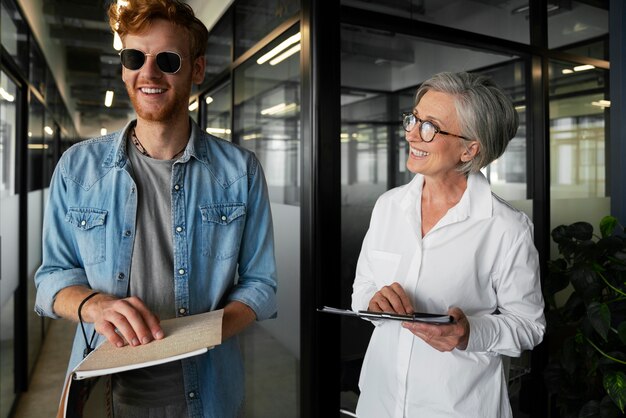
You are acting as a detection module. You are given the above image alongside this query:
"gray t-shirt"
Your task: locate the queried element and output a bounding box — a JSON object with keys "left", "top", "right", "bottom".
{"left": 111, "top": 135, "right": 187, "bottom": 410}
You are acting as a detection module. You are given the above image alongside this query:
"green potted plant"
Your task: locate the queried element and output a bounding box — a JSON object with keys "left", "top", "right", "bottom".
{"left": 543, "top": 215, "right": 626, "bottom": 417}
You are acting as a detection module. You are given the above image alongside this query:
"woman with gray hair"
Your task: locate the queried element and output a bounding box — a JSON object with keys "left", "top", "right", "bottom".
{"left": 351, "top": 71, "right": 545, "bottom": 417}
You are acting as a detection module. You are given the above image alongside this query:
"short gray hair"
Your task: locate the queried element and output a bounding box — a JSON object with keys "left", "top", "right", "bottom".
{"left": 415, "top": 72, "right": 519, "bottom": 174}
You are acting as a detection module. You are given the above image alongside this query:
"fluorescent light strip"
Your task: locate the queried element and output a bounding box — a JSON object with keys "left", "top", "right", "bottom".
{"left": 269, "top": 44, "right": 301, "bottom": 66}
{"left": 105, "top": 90, "right": 114, "bottom": 107}
{"left": 205, "top": 127, "right": 231, "bottom": 135}
{"left": 205, "top": 96, "right": 214, "bottom": 104}
{"left": 101, "top": 128, "right": 108, "bottom": 136}
{"left": 188, "top": 100, "right": 199, "bottom": 111}
{"left": 28, "top": 144, "right": 49, "bottom": 150}
{"left": 0, "top": 87, "right": 15, "bottom": 102}
{"left": 591, "top": 100, "right": 610, "bottom": 108}
{"left": 573, "top": 64, "right": 595, "bottom": 72}
{"left": 44, "top": 126, "right": 54, "bottom": 135}
{"left": 257, "top": 33, "right": 301, "bottom": 65}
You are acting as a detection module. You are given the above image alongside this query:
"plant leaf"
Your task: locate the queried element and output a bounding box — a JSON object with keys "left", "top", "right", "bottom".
{"left": 587, "top": 302, "right": 611, "bottom": 341}
{"left": 600, "top": 395, "right": 621, "bottom": 418}
{"left": 579, "top": 400, "right": 600, "bottom": 417}
{"left": 603, "top": 371, "right": 626, "bottom": 413}
{"left": 568, "top": 222, "right": 594, "bottom": 241}
{"left": 600, "top": 216, "right": 618, "bottom": 238}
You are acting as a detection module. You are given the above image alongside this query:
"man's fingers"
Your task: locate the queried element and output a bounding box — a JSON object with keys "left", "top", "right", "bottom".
{"left": 124, "top": 297, "right": 164, "bottom": 341}
{"left": 389, "top": 282, "right": 414, "bottom": 313}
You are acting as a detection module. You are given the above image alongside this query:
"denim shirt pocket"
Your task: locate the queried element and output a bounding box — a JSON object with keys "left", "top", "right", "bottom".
{"left": 200, "top": 203, "right": 246, "bottom": 259}
{"left": 65, "top": 208, "right": 107, "bottom": 266}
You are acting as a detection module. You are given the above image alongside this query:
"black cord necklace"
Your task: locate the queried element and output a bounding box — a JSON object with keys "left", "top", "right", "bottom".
{"left": 131, "top": 127, "right": 187, "bottom": 160}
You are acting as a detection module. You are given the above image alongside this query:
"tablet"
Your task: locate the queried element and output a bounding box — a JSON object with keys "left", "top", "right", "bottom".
{"left": 357, "top": 310, "right": 454, "bottom": 324}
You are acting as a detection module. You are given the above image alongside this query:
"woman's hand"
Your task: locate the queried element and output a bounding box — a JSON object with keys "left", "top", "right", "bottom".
{"left": 401, "top": 307, "right": 470, "bottom": 352}
{"left": 368, "top": 282, "right": 414, "bottom": 314}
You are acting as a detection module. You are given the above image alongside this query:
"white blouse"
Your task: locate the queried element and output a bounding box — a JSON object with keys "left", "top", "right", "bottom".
{"left": 352, "top": 172, "right": 545, "bottom": 418}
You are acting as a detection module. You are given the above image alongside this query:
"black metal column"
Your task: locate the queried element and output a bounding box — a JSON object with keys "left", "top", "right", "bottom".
{"left": 300, "top": 0, "right": 342, "bottom": 416}
{"left": 610, "top": 0, "right": 626, "bottom": 224}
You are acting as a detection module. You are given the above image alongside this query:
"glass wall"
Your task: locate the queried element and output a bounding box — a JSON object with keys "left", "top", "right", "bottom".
{"left": 339, "top": 23, "right": 530, "bottom": 415}
{"left": 0, "top": 69, "right": 19, "bottom": 418}
{"left": 235, "top": 24, "right": 301, "bottom": 205}
{"left": 342, "top": 0, "right": 531, "bottom": 44}
{"left": 234, "top": 0, "right": 300, "bottom": 59}
{"left": 203, "top": 81, "right": 232, "bottom": 141}
{"left": 549, "top": 60, "right": 609, "bottom": 257}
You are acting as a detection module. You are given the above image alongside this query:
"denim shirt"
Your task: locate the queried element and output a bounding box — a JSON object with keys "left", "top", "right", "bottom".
{"left": 34, "top": 120, "right": 278, "bottom": 418}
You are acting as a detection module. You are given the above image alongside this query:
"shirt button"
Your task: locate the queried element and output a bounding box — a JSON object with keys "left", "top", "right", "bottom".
{"left": 80, "top": 220, "right": 86, "bottom": 226}
{"left": 179, "top": 307, "right": 187, "bottom": 315}
{"left": 188, "top": 391, "right": 196, "bottom": 399}
{"left": 221, "top": 215, "right": 227, "bottom": 221}
{"left": 174, "top": 184, "right": 181, "bottom": 191}
{"left": 131, "top": 187, "right": 135, "bottom": 193}
{"left": 178, "top": 269, "right": 185, "bottom": 275}
{"left": 117, "top": 273, "right": 125, "bottom": 280}
{"left": 176, "top": 226, "right": 183, "bottom": 233}
{"left": 124, "top": 230, "right": 131, "bottom": 237}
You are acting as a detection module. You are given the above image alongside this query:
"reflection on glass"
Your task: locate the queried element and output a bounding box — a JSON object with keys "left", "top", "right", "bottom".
{"left": 234, "top": 0, "right": 300, "bottom": 59}
{"left": 548, "top": 1, "right": 608, "bottom": 50}
{"left": 549, "top": 60, "right": 609, "bottom": 258}
{"left": 1, "top": 71, "right": 17, "bottom": 197}
{"left": 0, "top": 296, "right": 15, "bottom": 418}
{"left": 196, "top": 8, "right": 232, "bottom": 93}
{"left": 1, "top": 0, "right": 28, "bottom": 72}
{"left": 235, "top": 26, "right": 300, "bottom": 206}
{"left": 342, "top": 0, "right": 530, "bottom": 44}
{"left": 203, "top": 82, "right": 232, "bottom": 141}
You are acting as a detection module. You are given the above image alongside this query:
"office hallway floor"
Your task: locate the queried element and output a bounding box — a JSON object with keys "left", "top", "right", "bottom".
{"left": 11, "top": 319, "right": 299, "bottom": 418}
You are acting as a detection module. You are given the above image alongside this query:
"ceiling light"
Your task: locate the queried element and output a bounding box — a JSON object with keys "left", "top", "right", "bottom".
{"left": 573, "top": 64, "right": 595, "bottom": 72}
{"left": 257, "top": 33, "right": 301, "bottom": 65}
{"left": 113, "top": 32, "right": 123, "bottom": 51}
{"left": 242, "top": 133, "right": 262, "bottom": 141}
{"left": 205, "top": 96, "right": 214, "bottom": 104}
{"left": 44, "top": 126, "right": 54, "bottom": 135}
{"left": 101, "top": 128, "right": 108, "bottom": 136}
{"left": 0, "top": 87, "right": 15, "bottom": 102}
{"left": 562, "top": 69, "right": 574, "bottom": 74}
{"left": 260, "top": 103, "right": 298, "bottom": 116}
{"left": 591, "top": 100, "right": 610, "bottom": 108}
{"left": 188, "top": 100, "right": 198, "bottom": 111}
{"left": 205, "top": 127, "right": 231, "bottom": 135}
{"left": 105, "top": 90, "right": 114, "bottom": 107}
{"left": 28, "top": 144, "right": 49, "bottom": 150}
{"left": 269, "top": 44, "right": 301, "bottom": 66}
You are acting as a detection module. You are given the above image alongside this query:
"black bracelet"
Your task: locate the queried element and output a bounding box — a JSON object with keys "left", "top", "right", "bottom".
{"left": 78, "top": 291, "right": 100, "bottom": 358}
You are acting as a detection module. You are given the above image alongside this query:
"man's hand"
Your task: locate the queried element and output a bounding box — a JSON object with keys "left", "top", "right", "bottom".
{"left": 53, "top": 286, "right": 164, "bottom": 348}
{"left": 85, "top": 294, "right": 164, "bottom": 348}
{"left": 401, "top": 307, "right": 470, "bottom": 352}
{"left": 367, "top": 282, "right": 414, "bottom": 315}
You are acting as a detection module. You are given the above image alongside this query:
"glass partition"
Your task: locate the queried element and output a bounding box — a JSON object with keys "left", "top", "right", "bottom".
{"left": 339, "top": 24, "right": 530, "bottom": 413}
{"left": 548, "top": 1, "right": 608, "bottom": 52}
{"left": 234, "top": 0, "right": 300, "bottom": 59}
{"left": 234, "top": 24, "right": 301, "bottom": 205}
{"left": 549, "top": 60, "right": 609, "bottom": 258}
{"left": 0, "top": 70, "right": 19, "bottom": 418}
{"left": 203, "top": 81, "right": 232, "bottom": 141}
{"left": 342, "top": 0, "right": 530, "bottom": 44}
{"left": 232, "top": 23, "right": 301, "bottom": 417}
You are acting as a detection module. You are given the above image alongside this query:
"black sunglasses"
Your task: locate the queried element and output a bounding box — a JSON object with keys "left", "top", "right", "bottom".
{"left": 119, "top": 48, "right": 183, "bottom": 74}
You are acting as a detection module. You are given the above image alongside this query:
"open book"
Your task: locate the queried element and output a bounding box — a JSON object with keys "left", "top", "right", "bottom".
{"left": 57, "top": 309, "right": 223, "bottom": 418}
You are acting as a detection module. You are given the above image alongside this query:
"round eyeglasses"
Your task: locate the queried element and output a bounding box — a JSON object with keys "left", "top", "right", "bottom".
{"left": 401, "top": 112, "right": 471, "bottom": 142}
{"left": 119, "top": 48, "right": 183, "bottom": 74}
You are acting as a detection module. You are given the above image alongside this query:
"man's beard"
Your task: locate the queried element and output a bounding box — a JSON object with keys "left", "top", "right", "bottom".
{"left": 126, "top": 84, "right": 190, "bottom": 123}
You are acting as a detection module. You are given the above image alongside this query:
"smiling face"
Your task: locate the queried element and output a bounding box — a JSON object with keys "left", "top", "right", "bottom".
{"left": 122, "top": 18, "right": 204, "bottom": 124}
{"left": 406, "top": 90, "right": 478, "bottom": 178}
